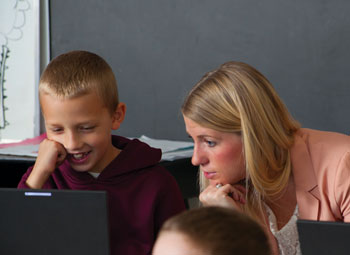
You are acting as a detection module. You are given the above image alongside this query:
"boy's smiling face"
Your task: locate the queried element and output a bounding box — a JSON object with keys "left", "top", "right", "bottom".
{"left": 40, "top": 91, "right": 125, "bottom": 173}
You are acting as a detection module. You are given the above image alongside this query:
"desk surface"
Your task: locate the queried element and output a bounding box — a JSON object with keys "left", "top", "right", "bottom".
{"left": 0, "top": 155, "right": 36, "bottom": 162}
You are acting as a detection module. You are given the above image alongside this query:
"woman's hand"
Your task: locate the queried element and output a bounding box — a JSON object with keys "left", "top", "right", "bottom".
{"left": 199, "top": 183, "right": 246, "bottom": 211}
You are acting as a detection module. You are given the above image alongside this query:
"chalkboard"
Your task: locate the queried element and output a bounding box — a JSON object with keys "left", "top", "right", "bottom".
{"left": 49, "top": 0, "right": 350, "bottom": 140}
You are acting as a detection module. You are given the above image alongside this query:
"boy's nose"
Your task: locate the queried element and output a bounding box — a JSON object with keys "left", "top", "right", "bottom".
{"left": 64, "top": 132, "right": 82, "bottom": 151}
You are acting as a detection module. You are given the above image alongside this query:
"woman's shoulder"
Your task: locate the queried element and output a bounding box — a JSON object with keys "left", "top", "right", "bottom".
{"left": 293, "top": 128, "right": 350, "bottom": 178}
{"left": 296, "top": 128, "right": 350, "bottom": 151}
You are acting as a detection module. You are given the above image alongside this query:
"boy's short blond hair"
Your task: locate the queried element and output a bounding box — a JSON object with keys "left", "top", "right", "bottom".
{"left": 39, "top": 50, "right": 119, "bottom": 114}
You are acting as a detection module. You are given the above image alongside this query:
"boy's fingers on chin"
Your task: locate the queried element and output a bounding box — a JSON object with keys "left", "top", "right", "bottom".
{"left": 57, "top": 154, "right": 64, "bottom": 162}
{"left": 56, "top": 152, "right": 67, "bottom": 164}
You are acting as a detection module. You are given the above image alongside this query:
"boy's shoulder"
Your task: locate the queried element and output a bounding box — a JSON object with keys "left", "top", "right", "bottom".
{"left": 110, "top": 134, "right": 163, "bottom": 172}
{"left": 112, "top": 134, "right": 161, "bottom": 156}
{"left": 108, "top": 135, "right": 179, "bottom": 188}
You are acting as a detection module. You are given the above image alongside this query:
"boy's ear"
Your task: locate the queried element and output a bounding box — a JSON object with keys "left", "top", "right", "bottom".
{"left": 111, "top": 102, "right": 126, "bottom": 130}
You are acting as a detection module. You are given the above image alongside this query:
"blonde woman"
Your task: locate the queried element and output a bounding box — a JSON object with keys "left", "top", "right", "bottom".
{"left": 182, "top": 61, "right": 350, "bottom": 255}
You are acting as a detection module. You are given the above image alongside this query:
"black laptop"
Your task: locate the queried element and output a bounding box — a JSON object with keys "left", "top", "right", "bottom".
{"left": 0, "top": 188, "right": 110, "bottom": 255}
{"left": 297, "top": 219, "right": 350, "bottom": 255}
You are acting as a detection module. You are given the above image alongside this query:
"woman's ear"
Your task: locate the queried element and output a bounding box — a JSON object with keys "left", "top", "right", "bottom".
{"left": 111, "top": 102, "right": 126, "bottom": 130}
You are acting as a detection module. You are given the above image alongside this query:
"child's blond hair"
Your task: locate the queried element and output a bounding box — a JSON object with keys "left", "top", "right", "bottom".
{"left": 39, "top": 50, "right": 119, "bottom": 114}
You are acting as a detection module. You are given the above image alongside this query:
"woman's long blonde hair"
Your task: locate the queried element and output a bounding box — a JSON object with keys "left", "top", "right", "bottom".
{"left": 182, "top": 61, "right": 300, "bottom": 221}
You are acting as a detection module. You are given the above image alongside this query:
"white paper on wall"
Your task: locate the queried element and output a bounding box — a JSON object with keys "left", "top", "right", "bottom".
{"left": 0, "top": 0, "right": 40, "bottom": 143}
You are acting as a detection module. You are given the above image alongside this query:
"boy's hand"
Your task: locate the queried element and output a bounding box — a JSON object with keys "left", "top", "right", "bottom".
{"left": 26, "top": 139, "right": 67, "bottom": 189}
{"left": 199, "top": 183, "right": 246, "bottom": 211}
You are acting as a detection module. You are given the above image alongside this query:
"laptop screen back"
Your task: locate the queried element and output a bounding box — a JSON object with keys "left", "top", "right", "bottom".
{"left": 297, "top": 219, "right": 349, "bottom": 255}
{"left": 0, "top": 188, "right": 110, "bottom": 255}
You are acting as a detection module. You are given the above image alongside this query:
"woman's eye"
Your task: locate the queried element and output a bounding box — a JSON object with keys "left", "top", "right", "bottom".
{"left": 206, "top": 140, "right": 216, "bottom": 147}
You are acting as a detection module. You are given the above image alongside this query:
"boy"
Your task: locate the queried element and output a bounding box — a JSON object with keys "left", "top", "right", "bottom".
{"left": 18, "top": 50, "right": 186, "bottom": 255}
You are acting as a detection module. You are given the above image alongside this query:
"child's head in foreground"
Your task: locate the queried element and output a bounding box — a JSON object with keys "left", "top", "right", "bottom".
{"left": 153, "top": 206, "right": 271, "bottom": 255}
{"left": 39, "top": 50, "right": 126, "bottom": 173}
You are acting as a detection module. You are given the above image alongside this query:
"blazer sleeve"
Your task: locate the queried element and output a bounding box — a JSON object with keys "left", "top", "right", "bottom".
{"left": 334, "top": 152, "right": 350, "bottom": 222}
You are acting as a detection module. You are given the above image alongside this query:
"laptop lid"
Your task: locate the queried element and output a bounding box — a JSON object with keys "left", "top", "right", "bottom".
{"left": 0, "top": 188, "right": 110, "bottom": 255}
{"left": 297, "top": 219, "right": 349, "bottom": 255}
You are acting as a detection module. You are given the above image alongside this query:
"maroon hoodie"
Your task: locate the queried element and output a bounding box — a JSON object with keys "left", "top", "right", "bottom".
{"left": 18, "top": 135, "right": 186, "bottom": 255}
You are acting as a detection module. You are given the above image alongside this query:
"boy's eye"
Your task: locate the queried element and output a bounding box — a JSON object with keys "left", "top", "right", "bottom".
{"left": 51, "top": 127, "right": 63, "bottom": 133}
{"left": 80, "top": 126, "right": 94, "bottom": 131}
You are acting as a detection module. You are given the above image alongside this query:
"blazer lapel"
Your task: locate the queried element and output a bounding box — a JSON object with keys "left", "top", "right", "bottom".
{"left": 291, "top": 132, "right": 321, "bottom": 220}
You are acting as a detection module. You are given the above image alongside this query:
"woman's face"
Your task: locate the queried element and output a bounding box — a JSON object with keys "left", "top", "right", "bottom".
{"left": 184, "top": 116, "right": 245, "bottom": 187}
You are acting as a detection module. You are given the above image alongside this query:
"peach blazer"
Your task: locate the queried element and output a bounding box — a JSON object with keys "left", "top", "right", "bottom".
{"left": 291, "top": 128, "right": 350, "bottom": 222}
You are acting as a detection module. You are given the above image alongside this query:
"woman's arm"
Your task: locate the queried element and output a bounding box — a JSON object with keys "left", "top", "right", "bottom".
{"left": 334, "top": 152, "right": 350, "bottom": 222}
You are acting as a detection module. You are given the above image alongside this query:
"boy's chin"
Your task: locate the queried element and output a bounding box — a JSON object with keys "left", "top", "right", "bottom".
{"left": 69, "top": 161, "right": 103, "bottom": 174}
{"left": 68, "top": 161, "right": 94, "bottom": 173}
{"left": 70, "top": 166, "right": 91, "bottom": 172}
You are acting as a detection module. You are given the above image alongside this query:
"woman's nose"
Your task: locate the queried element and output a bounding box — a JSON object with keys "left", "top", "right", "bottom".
{"left": 191, "top": 145, "right": 206, "bottom": 166}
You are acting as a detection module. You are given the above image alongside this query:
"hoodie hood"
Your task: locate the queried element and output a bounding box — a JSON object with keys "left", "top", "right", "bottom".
{"left": 60, "top": 135, "right": 162, "bottom": 184}
{"left": 102, "top": 135, "right": 162, "bottom": 177}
